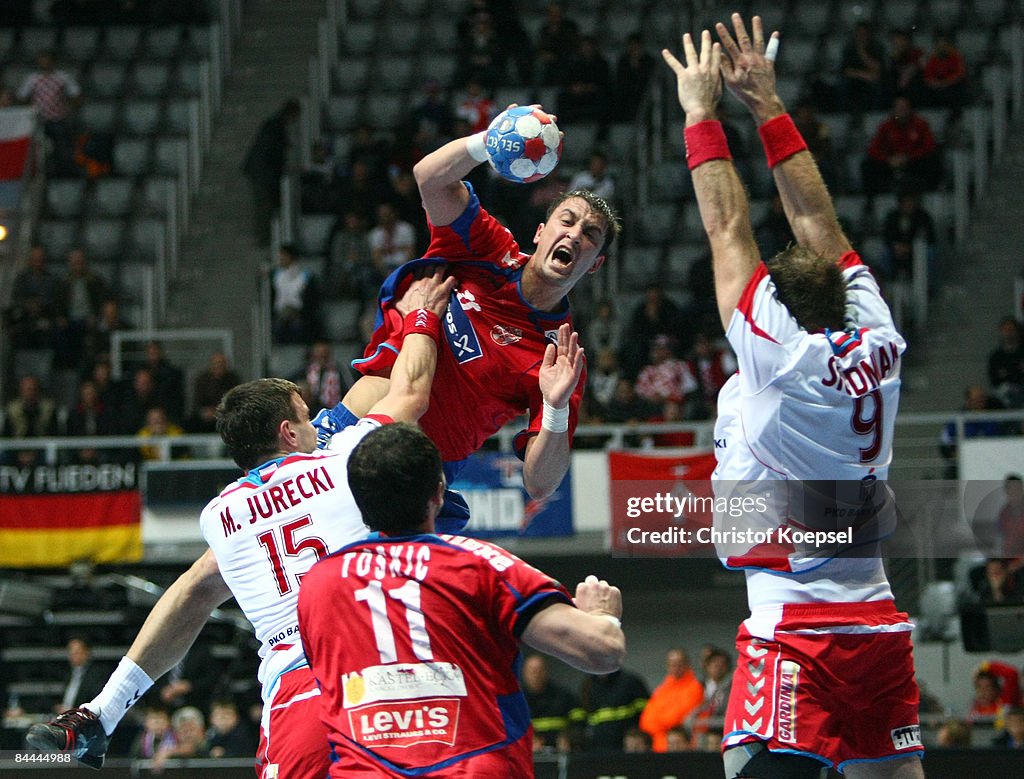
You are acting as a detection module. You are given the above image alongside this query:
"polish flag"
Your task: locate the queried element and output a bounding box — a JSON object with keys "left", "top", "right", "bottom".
{"left": 0, "top": 108, "right": 35, "bottom": 181}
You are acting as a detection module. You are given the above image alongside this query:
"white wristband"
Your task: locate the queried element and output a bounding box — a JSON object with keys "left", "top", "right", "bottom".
{"left": 541, "top": 400, "right": 569, "bottom": 433}
{"left": 465, "top": 131, "right": 488, "bottom": 163}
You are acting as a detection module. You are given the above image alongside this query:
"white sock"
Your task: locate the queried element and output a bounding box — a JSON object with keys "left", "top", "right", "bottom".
{"left": 83, "top": 657, "right": 155, "bottom": 736}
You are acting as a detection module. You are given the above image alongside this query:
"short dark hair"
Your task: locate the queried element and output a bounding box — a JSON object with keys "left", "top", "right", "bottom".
{"left": 348, "top": 423, "right": 443, "bottom": 534}
{"left": 765, "top": 245, "right": 846, "bottom": 332}
{"left": 546, "top": 189, "right": 621, "bottom": 254}
{"left": 216, "top": 378, "right": 302, "bottom": 470}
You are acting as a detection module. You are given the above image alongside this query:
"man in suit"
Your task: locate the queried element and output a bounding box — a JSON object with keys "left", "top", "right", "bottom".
{"left": 58, "top": 638, "right": 109, "bottom": 715}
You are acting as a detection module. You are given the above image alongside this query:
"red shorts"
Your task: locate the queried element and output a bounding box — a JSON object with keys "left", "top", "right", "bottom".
{"left": 723, "top": 600, "right": 923, "bottom": 772}
{"left": 328, "top": 736, "right": 533, "bottom": 778}
{"left": 255, "top": 665, "right": 331, "bottom": 779}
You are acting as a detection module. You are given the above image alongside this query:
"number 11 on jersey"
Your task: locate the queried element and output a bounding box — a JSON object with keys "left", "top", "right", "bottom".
{"left": 355, "top": 581, "right": 434, "bottom": 663}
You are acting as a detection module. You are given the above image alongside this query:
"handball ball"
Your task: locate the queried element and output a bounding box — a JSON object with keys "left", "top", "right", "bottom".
{"left": 485, "top": 106, "right": 562, "bottom": 184}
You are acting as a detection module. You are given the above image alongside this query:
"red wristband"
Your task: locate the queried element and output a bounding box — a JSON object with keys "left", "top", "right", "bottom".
{"left": 684, "top": 120, "right": 732, "bottom": 170}
{"left": 758, "top": 113, "right": 809, "bottom": 168}
{"left": 403, "top": 308, "right": 441, "bottom": 345}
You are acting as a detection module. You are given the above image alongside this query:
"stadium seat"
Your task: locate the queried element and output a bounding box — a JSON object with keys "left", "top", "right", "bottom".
{"left": 605, "top": 122, "right": 637, "bottom": 163}
{"left": 639, "top": 202, "right": 678, "bottom": 244}
{"left": 298, "top": 214, "right": 336, "bottom": 257}
{"left": 82, "top": 217, "right": 126, "bottom": 261}
{"left": 561, "top": 122, "right": 599, "bottom": 167}
{"left": 819, "top": 112, "right": 852, "bottom": 150}
{"left": 121, "top": 100, "right": 163, "bottom": 136}
{"left": 929, "top": 0, "right": 964, "bottom": 30}
{"left": 142, "top": 26, "right": 184, "bottom": 59}
{"left": 621, "top": 245, "right": 662, "bottom": 287}
{"left": 604, "top": 10, "right": 643, "bottom": 48}
{"left": 185, "top": 24, "right": 214, "bottom": 58}
{"left": 61, "top": 27, "right": 101, "bottom": 63}
{"left": 325, "top": 96, "right": 360, "bottom": 133}
{"left": 131, "top": 62, "right": 172, "bottom": 98}
{"left": 0, "top": 29, "right": 16, "bottom": 61}
{"left": 340, "top": 22, "right": 378, "bottom": 56}
{"left": 164, "top": 99, "right": 194, "bottom": 135}
{"left": 39, "top": 219, "right": 78, "bottom": 259}
{"left": 775, "top": 35, "right": 818, "bottom": 77}
{"left": 174, "top": 60, "right": 202, "bottom": 96}
{"left": 364, "top": 92, "right": 405, "bottom": 129}
{"left": 682, "top": 204, "right": 706, "bottom": 238}
{"left": 140, "top": 177, "right": 175, "bottom": 216}
{"left": 375, "top": 57, "right": 414, "bottom": 91}
{"left": 917, "top": 581, "right": 959, "bottom": 642}
{"left": 334, "top": 57, "right": 370, "bottom": 93}
{"left": 381, "top": 21, "right": 420, "bottom": 54}
{"left": 80, "top": 100, "right": 119, "bottom": 134}
{"left": 774, "top": 75, "right": 804, "bottom": 107}
{"left": 975, "top": 0, "right": 1007, "bottom": 25}
{"left": 424, "top": 17, "right": 458, "bottom": 52}
{"left": 113, "top": 138, "right": 152, "bottom": 176}
{"left": 153, "top": 137, "right": 188, "bottom": 175}
{"left": 87, "top": 62, "right": 128, "bottom": 100}
{"left": 956, "top": 29, "right": 993, "bottom": 69}
{"left": 792, "top": 2, "right": 831, "bottom": 36}
{"left": 666, "top": 242, "right": 707, "bottom": 278}
{"left": 46, "top": 179, "right": 87, "bottom": 219}
{"left": 20, "top": 28, "right": 59, "bottom": 59}
{"left": 103, "top": 27, "right": 143, "bottom": 60}
{"left": 417, "top": 54, "right": 456, "bottom": 87}
{"left": 324, "top": 300, "right": 361, "bottom": 340}
{"left": 127, "top": 218, "right": 166, "bottom": 261}
{"left": 349, "top": 0, "right": 384, "bottom": 19}
{"left": 651, "top": 165, "right": 685, "bottom": 201}
{"left": 91, "top": 178, "right": 135, "bottom": 218}
{"left": 395, "top": 0, "right": 429, "bottom": 16}
{"left": 881, "top": 0, "right": 919, "bottom": 30}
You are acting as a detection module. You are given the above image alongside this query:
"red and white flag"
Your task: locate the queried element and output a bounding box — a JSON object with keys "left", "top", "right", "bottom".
{"left": 0, "top": 107, "right": 35, "bottom": 181}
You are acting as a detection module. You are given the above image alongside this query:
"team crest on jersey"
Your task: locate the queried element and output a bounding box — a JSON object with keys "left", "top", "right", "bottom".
{"left": 490, "top": 324, "right": 522, "bottom": 346}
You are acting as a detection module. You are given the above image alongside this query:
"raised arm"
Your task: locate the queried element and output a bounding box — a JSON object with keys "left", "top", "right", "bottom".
{"left": 523, "top": 323, "right": 584, "bottom": 500}
{"left": 522, "top": 575, "right": 625, "bottom": 673}
{"left": 412, "top": 134, "right": 483, "bottom": 228}
{"left": 366, "top": 266, "right": 456, "bottom": 422}
{"left": 717, "top": 13, "right": 852, "bottom": 260}
{"left": 662, "top": 30, "right": 760, "bottom": 330}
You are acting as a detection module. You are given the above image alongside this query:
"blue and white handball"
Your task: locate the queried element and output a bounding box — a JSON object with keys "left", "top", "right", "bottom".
{"left": 485, "top": 106, "right": 562, "bottom": 184}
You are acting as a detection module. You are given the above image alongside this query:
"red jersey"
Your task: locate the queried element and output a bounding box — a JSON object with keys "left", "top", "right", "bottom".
{"left": 357, "top": 182, "right": 585, "bottom": 463}
{"left": 297, "top": 533, "right": 572, "bottom": 777}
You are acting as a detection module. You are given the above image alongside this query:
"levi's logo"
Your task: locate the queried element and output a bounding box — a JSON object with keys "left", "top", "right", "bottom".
{"left": 349, "top": 698, "right": 460, "bottom": 748}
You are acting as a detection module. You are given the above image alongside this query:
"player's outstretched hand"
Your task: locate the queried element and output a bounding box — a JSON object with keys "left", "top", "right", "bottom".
{"left": 395, "top": 264, "right": 457, "bottom": 317}
{"left": 661, "top": 29, "right": 723, "bottom": 119}
{"left": 539, "top": 322, "right": 584, "bottom": 411}
{"left": 574, "top": 574, "right": 623, "bottom": 620}
{"left": 716, "top": 13, "right": 783, "bottom": 120}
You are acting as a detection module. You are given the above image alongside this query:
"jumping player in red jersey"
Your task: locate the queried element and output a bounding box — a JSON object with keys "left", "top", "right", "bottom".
{"left": 315, "top": 113, "right": 621, "bottom": 531}
{"left": 662, "top": 14, "right": 923, "bottom": 779}
{"left": 297, "top": 422, "right": 625, "bottom": 777}
{"left": 26, "top": 272, "right": 457, "bottom": 776}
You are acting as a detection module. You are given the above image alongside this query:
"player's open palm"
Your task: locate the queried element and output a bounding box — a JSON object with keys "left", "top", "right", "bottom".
{"left": 539, "top": 323, "right": 583, "bottom": 410}
{"left": 716, "top": 13, "right": 780, "bottom": 115}
{"left": 661, "top": 29, "right": 723, "bottom": 116}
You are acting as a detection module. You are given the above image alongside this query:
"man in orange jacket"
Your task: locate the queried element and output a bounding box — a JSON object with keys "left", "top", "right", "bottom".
{"left": 639, "top": 648, "right": 704, "bottom": 752}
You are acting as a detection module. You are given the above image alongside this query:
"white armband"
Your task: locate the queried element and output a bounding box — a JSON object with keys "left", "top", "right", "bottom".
{"left": 541, "top": 400, "right": 569, "bottom": 433}
{"left": 466, "top": 131, "right": 488, "bottom": 163}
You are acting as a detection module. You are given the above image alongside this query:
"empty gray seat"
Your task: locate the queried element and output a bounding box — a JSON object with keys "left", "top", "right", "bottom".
{"left": 381, "top": 21, "right": 420, "bottom": 54}
{"left": 957, "top": 29, "right": 993, "bottom": 68}
{"left": 325, "top": 96, "right": 360, "bottom": 132}
{"left": 82, "top": 217, "right": 126, "bottom": 261}
{"left": 121, "top": 100, "right": 163, "bottom": 136}
{"left": 299, "top": 214, "right": 336, "bottom": 256}
{"left": 39, "top": 219, "right": 79, "bottom": 258}
{"left": 132, "top": 62, "right": 172, "bottom": 98}
{"left": 775, "top": 36, "right": 818, "bottom": 77}
{"left": 113, "top": 138, "right": 152, "bottom": 176}
{"left": 335, "top": 57, "right": 370, "bottom": 93}
{"left": 881, "top": 0, "right": 918, "bottom": 30}
{"left": 103, "top": 27, "right": 142, "bottom": 60}
{"left": 185, "top": 25, "right": 214, "bottom": 57}
{"left": 929, "top": 0, "right": 964, "bottom": 30}
{"left": 127, "top": 218, "right": 166, "bottom": 261}
{"left": 20, "top": 28, "right": 59, "bottom": 58}
{"left": 88, "top": 62, "right": 128, "bottom": 100}
{"left": 340, "top": 22, "right": 377, "bottom": 56}
{"left": 92, "top": 178, "right": 135, "bottom": 217}
{"left": 80, "top": 100, "right": 119, "bottom": 134}
{"left": 153, "top": 137, "right": 188, "bottom": 175}
{"left": 349, "top": 0, "right": 383, "bottom": 19}
{"left": 140, "top": 177, "right": 175, "bottom": 215}
{"left": 975, "top": 0, "right": 1007, "bottom": 25}
{"left": 418, "top": 54, "right": 456, "bottom": 86}
{"left": 639, "top": 203, "right": 677, "bottom": 244}
{"left": 61, "top": 27, "right": 101, "bottom": 62}
{"left": 364, "top": 93, "right": 405, "bottom": 129}
{"left": 174, "top": 60, "right": 202, "bottom": 96}
{"left": 164, "top": 99, "right": 194, "bottom": 134}
{"left": 0, "top": 29, "right": 16, "bottom": 61}
{"left": 142, "top": 27, "right": 184, "bottom": 59}
{"left": 46, "top": 179, "right": 86, "bottom": 219}
{"left": 375, "top": 57, "right": 414, "bottom": 91}
{"left": 395, "top": 0, "right": 429, "bottom": 16}
{"left": 424, "top": 17, "right": 457, "bottom": 52}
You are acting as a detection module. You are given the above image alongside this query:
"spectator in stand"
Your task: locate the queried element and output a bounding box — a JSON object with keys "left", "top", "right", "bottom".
{"left": 973, "top": 558, "right": 1023, "bottom": 604}
{"left": 604, "top": 378, "right": 657, "bottom": 426}
{"left": 83, "top": 299, "right": 131, "bottom": 368}
{"left": 299, "top": 139, "right": 341, "bottom": 214}
{"left": 189, "top": 351, "right": 241, "bottom": 433}
{"left": 206, "top": 700, "right": 256, "bottom": 759}
{"left": 130, "top": 706, "right": 176, "bottom": 760}
{"left": 622, "top": 727, "right": 652, "bottom": 753}
{"left": 635, "top": 334, "right": 698, "bottom": 411}
{"left": 7, "top": 244, "right": 60, "bottom": 350}
{"left": 2, "top": 375, "right": 59, "bottom": 466}
{"left": 455, "top": 10, "right": 507, "bottom": 90}
{"left": 294, "top": 340, "right": 343, "bottom": 414}
{"left": 665, "top": 726, "right": 692, "bottom": 752}
{"left": 86, "top": 359, "right": 117, "bottom": 413}
{"left": 999, "top": 475, "right": 1024, "bottom": 558}
{"left": 57, "top": 637, "right": 108, "bottom": 715}
{"left": 55, "top": 248, "right": 109, "bottom": 372}
{"left": 689, "top": 646, "right": 732, "bottom": 745}
{"left": 882, "top": 190, "right": 936, "bottom": 282}
{"left": 622, "top": 285, "right": 687, "bottom": 379}
{"left": 136, "top": 407, "right": 188, "bottom": 462}
{"left": 886, "top": 29, "right": 925, "bottom": 104}
{"left": 114, "top": 368, "right": 160, "bottom": 436}
{"left": 406, "top": 79, "right": 453, "bottom": 157}
{"left": 754, "top": 194, "right": 796, "bottom": 260}
{"left": 327, "top": 210, "right": 377, "bottom": 305}
{"left": 568, "top": 151, "right": 616, "bottom": 204}
{"left": 687, "top": 332, "right": 736, "bottom": 420}
{"left": 347, "top": 123, "right": 392, "bottom": 182}
{"left": 368, "top": 201, "right": 416, "bottom": 274}
{"left": 242, "top": 98, "right": 300, "bottom": 245}
{"left": 522, "top": 654, "right": 583, "bottom": 751}
{"left": 65, "top": 379, "right": 113, "bottom": 464}
{"left": 935, "top": 719, "right": 971, "bottom": 747}
{"left": 455, "top": 77, "right": 496, "bottom": 134}
{"left": 583, "top": 298, "right": 621, "bottom": 357}
{"left": 839, "top": 21, "right": 886, "bottom": 111}
{"left": 862, "top": 96, "right": 943, "bottom": 200}
{"left": 336, "top": 159, "right": 389, "bottom": 224}
{"left": 989, "top": 317, "right": 1024, "bottom": 409}
{"left": 923, "top": 31, "right": 969, "bottom": 109}
{"left": 271, "top": 244, "right": 322, "bottom": 344}
{"left": 391, "top": 170, "right": 431, "bottom": 255}
{"left": 615, "top": 34, "right": 656, "bottom": 121}
{"left": 581, "top": 668, "right": 649, "bottom": 751}
{"left": 969, "top": 662, "right": 1022, "bottom": 724}
{"left": 791, "top": 101, "right": 837, "bottom": 192}
{"left": 559, "top": 36, "right": 611, "bottom": 125}
{"left": 993, "top": 707, "right": 1024, "bottom": 748}
{"left": 639, "top": 648, "right": 703, "bottom": 753}
{"left": 16, "top": 50, "right": 82, "bottom": 175}
{"left": 586, "top": 348, "right": 622, "bottom": 421}
{"left": 534, "top": 1, "right": 580, "bottom": 86}
{"left": 151, "top": 706, "right": 208, "bottom": 771}
{"left": 939, "top": 385, "right": 1005, "bottom": 477}
{"left": 140, "top": 341, "right": 186, "bottom": 424}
